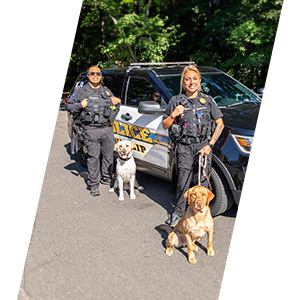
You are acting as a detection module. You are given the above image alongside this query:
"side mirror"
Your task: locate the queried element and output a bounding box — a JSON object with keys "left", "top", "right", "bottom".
{"left": 138, "top": 101, "right": 165, "bottom": 114}
{"left": 257, "top": 87, "right": 264, "bottom": 97}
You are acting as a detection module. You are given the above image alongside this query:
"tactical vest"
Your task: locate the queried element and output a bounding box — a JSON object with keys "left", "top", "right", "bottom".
{"left": 80, "top": 84, "right": 117, "bottom": 125}
{"left": 170, "top": 93, "right": 213, "bottom": 143}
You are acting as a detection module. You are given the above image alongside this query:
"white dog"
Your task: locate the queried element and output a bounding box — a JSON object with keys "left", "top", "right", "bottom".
{"left": 109, "top": 140, "right": 144, "bottom": 201}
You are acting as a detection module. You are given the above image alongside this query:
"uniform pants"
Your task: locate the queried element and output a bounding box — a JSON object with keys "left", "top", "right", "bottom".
{"left": 174, "top": 141, "right": 212, "bottom": 216}
{"left": 84, "top": 126, "right": 114, "bottom": 189}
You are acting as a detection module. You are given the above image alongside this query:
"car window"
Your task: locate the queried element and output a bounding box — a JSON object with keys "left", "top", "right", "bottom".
{"left": 73, "top": 75, "right": 88, "bottom": 92}
{"left": 159, "top": 75, "right": 181, "bottom": 96}
{"left": 200, "top": 73, "right": 260, "bottom": 106}
{"left": 67, "top": 74, "right": 88, "bottom": 100}
{"left": 159, "top": 73, "right": 260, "bottom": 107}
{"left": 126, "top": 77, "right": 167, "bottom": 108}
{"left": 103, "top": 75, "right": 125, "bottom": 103}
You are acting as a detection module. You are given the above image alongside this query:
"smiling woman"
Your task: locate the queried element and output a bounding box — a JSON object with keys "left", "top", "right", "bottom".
{"left": 162, "top": 65, "right": 224, "bottom": 226}
{"left": 181, "top": 65, "right": 202, "bottom": 98}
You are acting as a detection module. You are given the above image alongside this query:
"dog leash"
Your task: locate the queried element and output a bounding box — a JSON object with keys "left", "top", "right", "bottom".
{"left": 170, "top": 147, "right": 212, "bottom": 214}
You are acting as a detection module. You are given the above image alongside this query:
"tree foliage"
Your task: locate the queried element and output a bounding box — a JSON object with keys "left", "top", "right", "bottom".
{"left": 64, "top": 0, "right": 283, "bottom": 92}
{"left": 100, "top": 12, "right": 183, "bottom": 66}
{"left": 190, "top": 0, "right": 283, "bottom": 88}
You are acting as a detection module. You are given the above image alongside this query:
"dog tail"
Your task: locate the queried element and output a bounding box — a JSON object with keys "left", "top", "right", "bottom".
{"left": 158, "top": 225, "right": 173, "bottom": 234}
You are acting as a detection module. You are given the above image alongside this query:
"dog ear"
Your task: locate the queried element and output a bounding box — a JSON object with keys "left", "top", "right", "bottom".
{"left": 114, "top": 142, "right": 119, "bottom": 150}
{"left": 184, "top": 188, "right": 191, "bottom": 205}
{"left": 206, "top": 188, "right": 215, "bottom": 204}
{"left": 130, "top": 141, "right": 136, "bottom": 150}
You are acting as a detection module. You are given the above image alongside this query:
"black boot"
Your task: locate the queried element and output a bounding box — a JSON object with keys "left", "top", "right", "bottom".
{"left": 165, "top": 213, "right": 181, "bottom": 227}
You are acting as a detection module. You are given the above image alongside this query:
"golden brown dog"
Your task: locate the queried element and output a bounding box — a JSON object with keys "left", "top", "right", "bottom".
{"left": 159, "top": 185, "right": 215, "bottom": 264}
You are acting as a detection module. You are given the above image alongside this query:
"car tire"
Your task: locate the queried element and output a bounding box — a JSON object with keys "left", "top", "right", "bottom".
{"left": 209, "top": 167, "right": 234, "bottom": 217}
{"left": 74, "top": 131, "right": 88, "bottom": 168}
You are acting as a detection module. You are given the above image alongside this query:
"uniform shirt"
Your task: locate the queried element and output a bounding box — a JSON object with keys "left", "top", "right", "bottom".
{"left": 65, "top": 83, "right": 115, "bottom": 114}
{"left": 163, "top": 92, "right": 223, "bottom": 138}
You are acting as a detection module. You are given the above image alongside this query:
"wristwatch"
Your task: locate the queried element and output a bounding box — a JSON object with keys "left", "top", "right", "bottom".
{"left": 208, "top": 142, "right": 214, "bottom": 148}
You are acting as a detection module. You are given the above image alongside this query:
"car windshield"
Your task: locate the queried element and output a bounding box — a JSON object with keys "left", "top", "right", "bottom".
{"left": 159, "top": 72, "right": 261, "bottom": 107}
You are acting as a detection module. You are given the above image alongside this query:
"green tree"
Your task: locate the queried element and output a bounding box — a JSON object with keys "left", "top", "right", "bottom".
{"left": 100, "top": 11, "right": 183, "bottom": 66}
{"left": 65, "top": 0, "right": 123, "bottom": 90}
{"left": 189, "top": 0, "right": 283, "bottom": 89}
{"left": 64, "top": 0, "right": 283, "bottom": 92}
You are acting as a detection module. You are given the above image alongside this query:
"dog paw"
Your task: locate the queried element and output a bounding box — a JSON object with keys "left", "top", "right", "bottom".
{"left": 166, "top": 248, "right": 173, "bottom": 257}
{"left": 130, "top": 194, "right": 136, "bottom": 200}
{"left": 207, "top": 248, "right": 215, "bottom": 256}
{"left": 137, "top": 186, "right": 144, "bottom": 191}
{"left": 118, "top": 196, "right": 124, "bottom": 201}
{"left": 109, "top": 188, "right": 114, "bottom": 193}
{"left": 192, "top": 244, "right": 199, "bottom": 252}
{"left": 188, "top": 256, "right": 197, "bottom": 264}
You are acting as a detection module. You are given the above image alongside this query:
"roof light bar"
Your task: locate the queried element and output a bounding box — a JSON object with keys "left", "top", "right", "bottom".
{"left": 129, "top": 62, "right": 195, "bottom": 66}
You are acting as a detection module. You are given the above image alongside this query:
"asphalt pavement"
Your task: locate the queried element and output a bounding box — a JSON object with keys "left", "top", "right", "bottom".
{"left": 18, "top": 108, "right": 237, "bottom": 300}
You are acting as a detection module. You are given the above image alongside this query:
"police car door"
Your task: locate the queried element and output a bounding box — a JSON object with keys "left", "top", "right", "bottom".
{"left": 113, "top": 76, "right": 169, "bottom": 170}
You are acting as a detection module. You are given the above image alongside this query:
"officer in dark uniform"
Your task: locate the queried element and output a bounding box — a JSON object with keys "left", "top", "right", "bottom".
{"left": 66, "top": 65, "right": 121, "bottom": 196}
{"left": 162, "top": 65, "right": 224, "bottom": 226}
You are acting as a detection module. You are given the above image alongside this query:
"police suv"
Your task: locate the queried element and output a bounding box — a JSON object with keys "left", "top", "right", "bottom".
{"left": 66, "top": 62, "right": 261, "bottom": 216}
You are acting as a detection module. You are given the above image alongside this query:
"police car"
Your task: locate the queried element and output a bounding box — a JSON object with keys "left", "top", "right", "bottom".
{"left": 66, "top": 62, "right": 261, "bottom": 216}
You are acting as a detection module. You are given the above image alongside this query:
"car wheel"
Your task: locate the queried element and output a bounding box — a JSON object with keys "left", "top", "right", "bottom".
{"left": 74, "top": 131, "right": 88, "bottom": 168}
{"left": 209, "top": 167, "right": 234, "bottom": 217}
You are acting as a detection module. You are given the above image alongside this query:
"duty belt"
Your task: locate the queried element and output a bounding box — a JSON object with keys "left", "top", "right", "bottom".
{"left": 84, "top": 123, "right": 111, "bottom": 130}
{"left": 179, "top": 136, "right": 203, "bottom": 145}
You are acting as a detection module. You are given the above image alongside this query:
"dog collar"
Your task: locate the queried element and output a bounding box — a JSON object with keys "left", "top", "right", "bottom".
{"left": 119, "top": 156, "right": 131, "bottom": 161}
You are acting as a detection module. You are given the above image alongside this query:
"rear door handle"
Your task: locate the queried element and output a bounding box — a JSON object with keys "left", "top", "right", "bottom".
{"left": 121, "top": 113, "right": 132, "bottom": 121}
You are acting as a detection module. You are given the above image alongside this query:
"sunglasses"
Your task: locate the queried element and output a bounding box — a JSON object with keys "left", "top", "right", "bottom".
{"left": 88, "top": 72, "right": 101, "bottom": 76}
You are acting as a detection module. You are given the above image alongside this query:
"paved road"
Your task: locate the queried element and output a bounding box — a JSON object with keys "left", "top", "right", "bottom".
{"left": 18, "top": 108, "right": 237, "bottom": 300}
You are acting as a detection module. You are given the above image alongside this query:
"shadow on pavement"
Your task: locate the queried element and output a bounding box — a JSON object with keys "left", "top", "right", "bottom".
{"left": 64, "top": 143, "right": 88, "bottom": 184}
{"left": 63, "top": 141, "right": 238, "bottom": 220}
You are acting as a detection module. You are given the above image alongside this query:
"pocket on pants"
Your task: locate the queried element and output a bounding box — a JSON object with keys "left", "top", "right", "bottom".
{"left": 176, "top": 144, "right": 193, "bottom": 170}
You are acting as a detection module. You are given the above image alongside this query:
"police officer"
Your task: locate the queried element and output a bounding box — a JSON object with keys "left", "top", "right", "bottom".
{"left": 66, "top": 65, "right": 121, "bottom": 196}
{"left": 162, "top": 65, "right": 224, "bottom": 226}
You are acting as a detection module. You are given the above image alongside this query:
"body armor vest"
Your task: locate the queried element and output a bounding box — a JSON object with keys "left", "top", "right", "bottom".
{"left": 170, "top": 93, "right": 213, "bottom": 143}
{"left": 80, "top": 84, "right": 117, "bottom": 125}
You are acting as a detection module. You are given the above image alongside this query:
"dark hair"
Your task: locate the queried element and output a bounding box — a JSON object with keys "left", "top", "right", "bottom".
{"left": 87, "top": 65, "right": 101, "bottom": 73}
